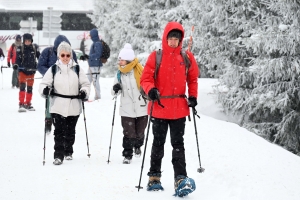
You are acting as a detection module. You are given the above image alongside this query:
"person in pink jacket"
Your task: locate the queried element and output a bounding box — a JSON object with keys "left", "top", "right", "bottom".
{"left": 140, "top": 21, "right": 199, "bottom": 195}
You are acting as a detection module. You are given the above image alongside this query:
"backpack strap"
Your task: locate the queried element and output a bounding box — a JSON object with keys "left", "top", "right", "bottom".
{"left": 154, "top": 49, "right": 162, "bottom": 79}
{"left": 51, "top": 64, "right": 81, "bottom": 99}
{"left": 180, "top": 50, "right": 191, "bottom": 76}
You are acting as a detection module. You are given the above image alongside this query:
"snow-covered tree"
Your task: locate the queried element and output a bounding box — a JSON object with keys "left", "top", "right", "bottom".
{"left": 90, "top": 0, "right": 182, "bottom": 76}
{"left": 217, "top": 1, "right": 300, "bottom": 154}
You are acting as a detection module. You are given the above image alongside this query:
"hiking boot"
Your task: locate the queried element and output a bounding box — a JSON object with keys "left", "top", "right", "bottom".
{"left": 147, "top": 176, "right": 164, "bottom": 191}
{"left": 134, "top": 147, "right": 141, "bottom": 157}
{"left": 65, "top": 154, "right": 73, "bottom": 160}
{"left": 174, "top": 176, "right": 186, "bottom": 190}
{"left": 18, "top": 104, "right": 27, "bottom": 112}
{"left": 53, "top": 158, "right": 63, "bottom": 165}
{"left": 123, "top": 156, "right": 132, "bottom": 164}
{"left": 25, "top": 103, "right": 35, "bottom": 111}
{"left": 174, "top": 175, "right": 196, "bottom": 197}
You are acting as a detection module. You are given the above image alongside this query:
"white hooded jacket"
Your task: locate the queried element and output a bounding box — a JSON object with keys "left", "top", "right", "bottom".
{"left": 39, "top": 60, "right": 90, "bottom": 117}
{"left": 111, "top": 69, "right": 147, "bottom": 118}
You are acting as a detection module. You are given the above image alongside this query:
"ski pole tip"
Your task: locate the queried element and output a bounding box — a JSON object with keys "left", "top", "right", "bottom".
{"left": 135, "top": 186, "right": 143, "bottom": 191}
{"left": 87, "top": 153, "right": 91, "bottom": 158}
{"left": 197, "top": 167, "right": 205, "bottom": 173}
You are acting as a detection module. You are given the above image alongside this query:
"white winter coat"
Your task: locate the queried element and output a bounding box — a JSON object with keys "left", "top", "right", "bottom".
{"left": 39, "top": 60, "right": 90, "bottom": 117}
{"left": 111, "top": 69, "right": 148, "bottom": 118}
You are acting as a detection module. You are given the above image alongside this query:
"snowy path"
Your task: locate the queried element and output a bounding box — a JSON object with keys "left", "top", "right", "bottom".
{"left": 0, "top": 65, "right": 300, "bottom": 200}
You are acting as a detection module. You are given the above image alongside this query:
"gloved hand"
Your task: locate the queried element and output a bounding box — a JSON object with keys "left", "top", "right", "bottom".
{"left": 84, "top": 54, "right": 89, "bottom": 60}
{"left": 188, "top": 96, "right": 197, "bottom": 107}
{"left": 13, "top": 64, "right": 18, "bottom": 70}
{"left": 148, "top": 88, "right": 159, "bottom": 101}
{"left": 79, "top": 55, "right": 86, "bottom": 60}
{"left": 113, "top": 83, "right": 122, "bottom": 94}
{"left": 79, "top": 90, "right": 87, "bottom": 100}
{"left": 43, "top": 86, "right": 50, "bottom": 96}
{"left": 7, "top": 62, "right": 11, "bottom": 68}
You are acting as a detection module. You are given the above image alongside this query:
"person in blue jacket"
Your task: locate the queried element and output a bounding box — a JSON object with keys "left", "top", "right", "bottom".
{"left": 37, "top": 35, "right": 78, "bottom": 76}
{"left": 82, "top": 28, "right": 103, "bottom": 100}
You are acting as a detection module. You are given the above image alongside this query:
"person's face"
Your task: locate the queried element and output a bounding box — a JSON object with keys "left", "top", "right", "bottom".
{"left": 24, "top": 39, "right": 31, "bottom": 46}
{"left": 59, "top": 51, "right": 71, "bottom": 65}
{"left": 118, "top": 59, "right": 127, "bottom": 67}
{"left": 167, "top": 37, "right": 180, "bottom": 48}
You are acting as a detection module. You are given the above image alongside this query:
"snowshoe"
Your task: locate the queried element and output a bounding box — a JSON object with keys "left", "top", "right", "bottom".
{"left": 123, "top": 156, "right": 132, "bottom": 164}
{"left": 53, "top": 158, "right": 63, "bottom": 165}
{"left": 147, "top": 177, "right": 164, "bottom": 191}
{"left": 18, "top": 104, "right": 27, "bottom": 112}
{"left": 25, "top": 103, "right": 35, "bottom": 111}
{"left": 174, "top": 177, "right": 196, "bottom": 197}
{"left": 134, "top": 147, "right": 141, "bottom": 158}
{"left": 65, "top": 155, "right": 73, "bottom": 160}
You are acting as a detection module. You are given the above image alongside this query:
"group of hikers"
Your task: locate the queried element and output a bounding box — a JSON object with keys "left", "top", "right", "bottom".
{"left": 4, "top": 21, "right": 200, "bottom": 197}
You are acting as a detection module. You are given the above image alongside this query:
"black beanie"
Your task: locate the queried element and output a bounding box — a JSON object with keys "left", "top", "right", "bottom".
{"left": 23, "top": 33, "right": 33, "bottom": 43}
{"left": 167, "top": 29, "right": 182, "bottom": 41}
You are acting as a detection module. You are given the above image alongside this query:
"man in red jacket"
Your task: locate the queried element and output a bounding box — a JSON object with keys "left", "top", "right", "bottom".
{"left": 7, "top": 35, "right": 22, "bottom": 88}
{"left": 140, "top": 21, "right": 199, "bottom": 195}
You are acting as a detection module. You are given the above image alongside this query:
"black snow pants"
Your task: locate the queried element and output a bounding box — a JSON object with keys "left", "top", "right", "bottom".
{"left": 121, "top": 115, "right": 148, "bottom": 158}
{"left": 148, "top": 117, "right": 187, "bottom": 178}
{"left": 51, "top": 113, "right": 79, "bottom": 160}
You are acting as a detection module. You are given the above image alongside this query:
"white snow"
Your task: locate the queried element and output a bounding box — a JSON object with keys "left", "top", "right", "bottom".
{"left": 1, "top": 61, "right": 300, "bottom": 200}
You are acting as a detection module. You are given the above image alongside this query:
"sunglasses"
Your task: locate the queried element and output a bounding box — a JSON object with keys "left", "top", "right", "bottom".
{"left": 60, "top": 54, "right": 71, "bottom": 58}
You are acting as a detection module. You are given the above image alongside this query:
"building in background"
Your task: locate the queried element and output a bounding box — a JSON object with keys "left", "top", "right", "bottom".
{"left": 0, "top": 0, "right": 96, "bottom": 53}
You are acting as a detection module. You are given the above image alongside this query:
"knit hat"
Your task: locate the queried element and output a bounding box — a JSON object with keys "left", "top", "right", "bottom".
{"left": 23, "top": 33, "right": 33, "bottom": 43}
{"left": 118, "top": 43, "right": 135, "bottom": 61}
{"left": 57, "top": 41, "right": 72, "bottom": 58}
{"left": 15, "top": 35, "right": 21, "bottom": 41}
{"left": 167, "top": 29, "right": 182, "bottom": 41}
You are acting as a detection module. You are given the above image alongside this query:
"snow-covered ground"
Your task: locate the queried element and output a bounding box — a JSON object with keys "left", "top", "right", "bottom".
{"left": 1, "top": 61, "right": 300, "bottom": 200}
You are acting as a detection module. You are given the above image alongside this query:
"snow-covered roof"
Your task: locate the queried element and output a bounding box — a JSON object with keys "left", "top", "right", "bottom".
{"left": 0, "top": 0, "right": 94, "bottom": 13}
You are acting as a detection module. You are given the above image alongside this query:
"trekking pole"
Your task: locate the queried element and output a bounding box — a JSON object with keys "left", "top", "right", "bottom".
{"left": 136, "top": 100, "right": 155, "bottom": 191}
{"left": 187, "top": 25, "right": 194, "bottom": 52}
{"left": 43, "top": 95, "right": 49, "bottom": 166}
{"left": 107, "top": 94, "right": 118, "bottom": 164}
{"left": 82, "top": 101, "right": 91, "bottom": 158}
{"left": 192, "top": 107, "right": 205, "bottom": 173}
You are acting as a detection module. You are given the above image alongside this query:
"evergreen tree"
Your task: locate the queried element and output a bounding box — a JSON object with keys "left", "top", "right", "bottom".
{"left": 217, "top": 1, "right": 300, "bottom": 154}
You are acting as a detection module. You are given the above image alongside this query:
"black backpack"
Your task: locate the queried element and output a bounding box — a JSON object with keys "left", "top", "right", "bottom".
{"left": 100, "top": 39, "right": 110, "bottom": 63}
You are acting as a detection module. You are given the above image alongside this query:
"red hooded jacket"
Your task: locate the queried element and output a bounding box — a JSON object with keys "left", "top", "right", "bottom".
{"left": 140, "top": 22, "right": 199, "bottom": 119}
{"left": 7, "top": 44, "right": 17, "bottom": 64}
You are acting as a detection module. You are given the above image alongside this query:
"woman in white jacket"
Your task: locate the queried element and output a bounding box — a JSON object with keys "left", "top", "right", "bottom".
{"left": 112, "top": 43, "right": 148, "bottom": 164}
{"left": 39, "top": 41, "right": 90, "bottom": 165}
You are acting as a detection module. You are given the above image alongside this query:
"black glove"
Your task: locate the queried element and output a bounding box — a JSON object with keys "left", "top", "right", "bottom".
{"left": 113, "top": 83, "right": 122, "bottom": 94}
{"left": 84, "top": 54, "right": 89, "bottom": 60}
{"left": 79, "top": 90, "right": 87, "bottom": 100}
{"left": 148, "top": 88, "right": 159, "bottom": 101}
{"left": 79, "top": 55, "right": 86, "bottom": 60}
{"left": 7, "top": 62, "right": 11, "bottom": 68}
{"left": 13, "top": 64, "right": 18, "bottom": 70}
{"left": 43, "top": 86, "right": 50, "bottom": 96}
{"left": 188, "top": 96, "right": 197, "bottom": 108}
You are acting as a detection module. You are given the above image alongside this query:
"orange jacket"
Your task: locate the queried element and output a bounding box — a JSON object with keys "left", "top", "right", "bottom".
{"left": 7, "top": 44, "right": 17, "bottom": 64}
{"left": 140, "top": 22, "right": 199, "bottom": 119}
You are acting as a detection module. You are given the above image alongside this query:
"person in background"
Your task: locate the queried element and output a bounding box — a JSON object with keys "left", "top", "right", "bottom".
{"left": 111, "top": 43, "right": 148, "bottom": 164}
{"left": 7, "top": 35, "right": 22, "bottom": 88}
{"left": 14, "top": 33, "right": 40, "bottom": 112}
{"left": 39, "top": 41, "right": 90, "bottom": 165}
{"left": 140, "top": 21, "right": 199, "bottom": 195}
{"left": 37, "top": 35, "right": 78, "bottom": 76}
{"left": 80, "top": 38, "right": 86, "bottom": 56}
{"left": 80, "top": 28, "right": 103, "bottom": 101}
